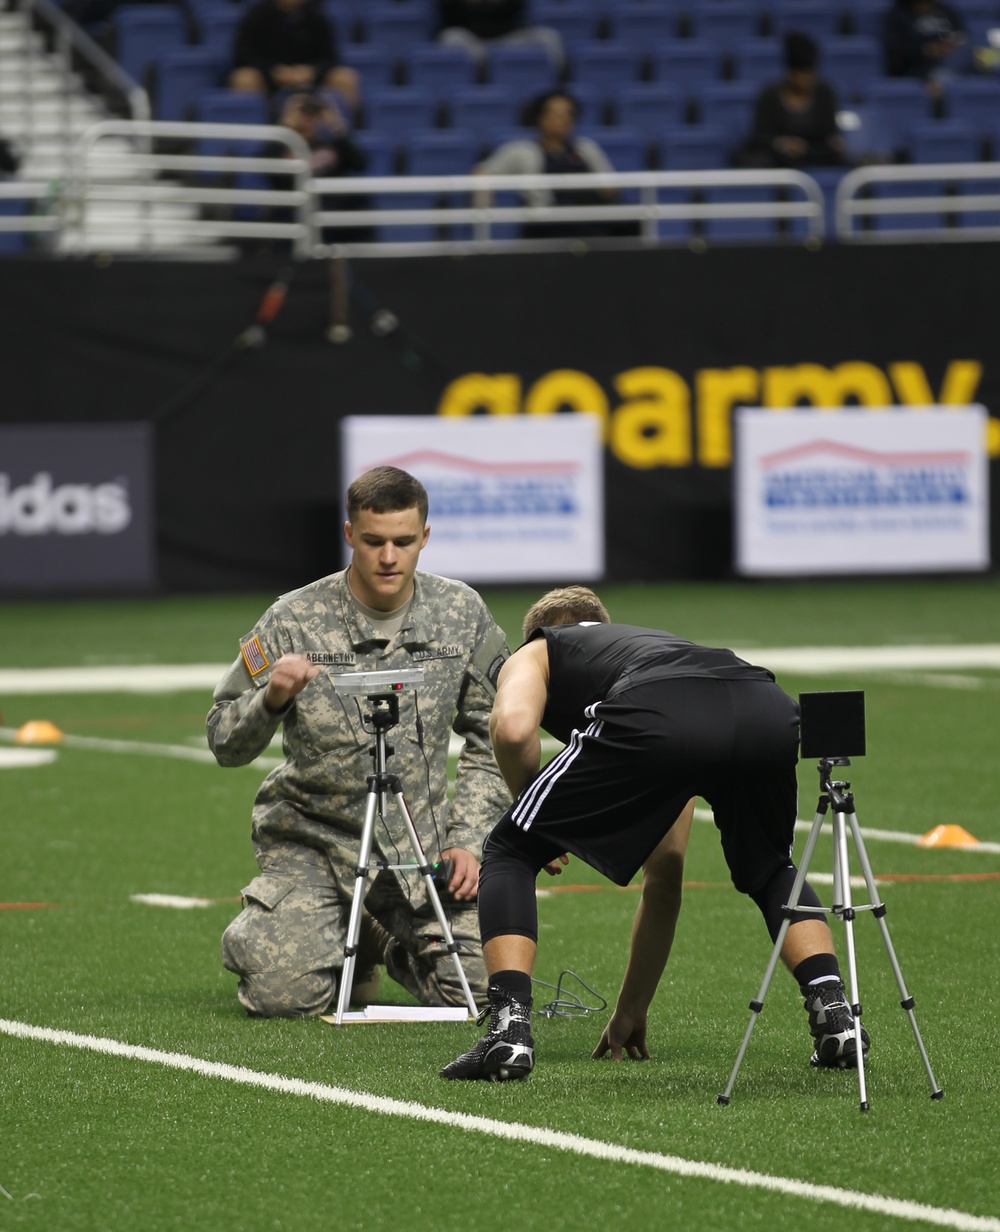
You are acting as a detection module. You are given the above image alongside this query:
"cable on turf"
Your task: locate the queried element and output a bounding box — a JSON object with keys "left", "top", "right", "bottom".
{"left": 532, "top": 969, "right": 607, "bottom": 1019}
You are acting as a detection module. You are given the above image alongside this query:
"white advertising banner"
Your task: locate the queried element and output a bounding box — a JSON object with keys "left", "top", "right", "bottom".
{"left": 341, "top": 415, "right": 604, "bottom": 582}
{"left": 734, "top": 407, "right": 990, "bottom": 576}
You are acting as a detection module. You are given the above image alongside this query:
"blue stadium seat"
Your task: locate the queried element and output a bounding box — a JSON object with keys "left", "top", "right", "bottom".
{"left": 0, "top": 198, "right": 28, "bottom": 254}
{"left": 649, "top": 39, "right": 724, "bottom": 95}
{"left": 686, "top": 2, "right": 764, "bottom": 47}
{"left": 864, "top": 79, "right": 934, "bottom": 157}
{"left": 581, "top": 125, "right": 648, "bottom": 171}
{"left": 769, "top": 0, "right": 845, "bottom": 42}
{"left": 340, "top": 44, "right": 399, "bottom": 92}
{"left": 194, "top": 3, "right": 241, "bottom": 57}
{"left": 907, "top": 119, "right": 981, "bottom": 165}
{"left": 353, "top": 130, "right": 396, "bottom": 175}
{"left": 113, "top": 5, "right": 187, "bottom": 85}
{"left": 361, "top": 4, "right": 434, "bottom": 59}
{"left": 406, "top": 128, "right": 479, "bottom": 175}
{"left": 195, "top": 88, "right": 270, "bottom": 151}
{"left": 869, "top": 179, "right": 952, "bottom": 232}
{"left": 363, "top": 87, "right": 439, "bottom": 145}
{"left": 692, "top": 82, "right": 758, "bottom": 142}
{"left": 445, "top": 86, "right": 524, "bottom": 144}
{"left": 655, "top": 124, "right": 730, "bottom": 240}
{"left": 613, "top": 83, "right": 685, "bottom": 140}
{"left": 730, "top": 39, "right": 783, "bottom": 89}
{"left": 529, "top": 0, "right": 601, "bottom": 47}
{"left": 943, "top": 77, "right": 1000, "bottom": 145}
{"left": 822, "top": 36, "right": 883, "bottom": 103}
{"left": 155, "top": 47, "right": 225, "bottom": 121}
{"left": 568, "top": 42, "right": 642, "bottom": 101}
{"left": 608, "top": 3, "right": 682, "bottom": 49}
{"left": 407, "top": 44, "right": 477, "bottom": 97}
{"left": 485, "top": 43, "right": 558, "bottom": 95}
{"left": 842, "top": 0, "right": 890, "bottom": 41}
{"left": 702, "top": 184, "right": 779, "bottom": 241}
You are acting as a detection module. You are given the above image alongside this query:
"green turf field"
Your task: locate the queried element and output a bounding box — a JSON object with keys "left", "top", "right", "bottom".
{"left": 2, "top": 578, "right": 999, "bottom": 1232}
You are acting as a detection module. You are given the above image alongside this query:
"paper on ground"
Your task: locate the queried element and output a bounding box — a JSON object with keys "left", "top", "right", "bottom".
{"left": 321, "top": 1005, "right": 472, "bottom": 1024}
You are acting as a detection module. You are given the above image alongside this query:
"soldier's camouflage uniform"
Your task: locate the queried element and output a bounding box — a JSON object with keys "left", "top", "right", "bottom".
{"left": 207, "top": 568, "right": 510, "bottom": 1017}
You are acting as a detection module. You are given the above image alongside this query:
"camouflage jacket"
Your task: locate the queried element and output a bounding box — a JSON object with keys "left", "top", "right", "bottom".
{"left": 206, "top": 569, "right": 511, "bottom": 902}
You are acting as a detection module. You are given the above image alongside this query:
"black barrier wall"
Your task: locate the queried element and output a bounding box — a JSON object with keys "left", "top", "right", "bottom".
{"left": 1, "top": 246, "right": 997, "bottom": 592}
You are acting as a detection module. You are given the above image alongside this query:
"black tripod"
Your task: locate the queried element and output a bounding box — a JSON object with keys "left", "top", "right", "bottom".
{"left": 718, "top": 692, "right": 943, "bottom": 1111}
{"left": 331, "top": 692, "right": 479, "bottom": 1025}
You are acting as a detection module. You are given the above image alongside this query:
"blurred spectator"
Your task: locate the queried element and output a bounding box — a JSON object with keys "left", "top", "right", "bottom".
{"left": 739, "top": 31, "right": 846, "bottom": 168}
{"left": 438, "top": 0, "right": 564, "bottom": 71}
{"left": 265, "top": 89, "right": 371, "bottom": 248}
{"left": 476, "top": 89, "right": 633, "bottom": 238}
{"left": 230, "top": 0, "right": 360, "bottom": 114}
{"left": 882, "top": 0, "right": 981, "bottom": 91}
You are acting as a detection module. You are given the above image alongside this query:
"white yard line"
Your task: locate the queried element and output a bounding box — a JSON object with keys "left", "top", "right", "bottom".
{"left": 0, "top": 1017, "right": 995, "bottom": 1232}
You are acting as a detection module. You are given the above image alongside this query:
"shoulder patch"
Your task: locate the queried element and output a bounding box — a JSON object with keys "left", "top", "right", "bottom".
{"left": 487, "top": 653, "right": 506, "bottom": 687}
{"left": 240, "top": 635, "right": 270, "bottom": 677}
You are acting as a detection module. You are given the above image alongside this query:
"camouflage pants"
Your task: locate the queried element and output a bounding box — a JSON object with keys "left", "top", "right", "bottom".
{"left": 220, "top": 846, "right": 487, "bottom": 1018}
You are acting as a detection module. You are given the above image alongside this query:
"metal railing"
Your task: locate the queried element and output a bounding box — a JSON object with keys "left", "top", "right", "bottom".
{"left": 5, "top": 117, "right": 1000, "bottom": 256}
{"left": 836, "top": 162, "right": 1000, "bottom": 242}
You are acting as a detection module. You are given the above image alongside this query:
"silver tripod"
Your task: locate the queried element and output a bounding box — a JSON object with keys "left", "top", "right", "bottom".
{"left": 331, "top": 684, "right": 478, "bottom": 1025}
{"left": 718, "top": 692, "right": 943, "bottom": 1111}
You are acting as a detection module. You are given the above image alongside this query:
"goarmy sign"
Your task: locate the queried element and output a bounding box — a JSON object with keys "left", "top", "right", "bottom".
{"left": 437, "top": 360, "right": 996, "bottom": 469}
{"left": 0, "top": 424, "right": 155, "bottom": 594}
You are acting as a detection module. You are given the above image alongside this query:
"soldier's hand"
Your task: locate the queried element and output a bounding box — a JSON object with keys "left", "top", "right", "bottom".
{"left": 263, "top": 653, "right": 320, "bottom": 712}
{"left": 441, "top": 846, "right": 479, "bottom": 901}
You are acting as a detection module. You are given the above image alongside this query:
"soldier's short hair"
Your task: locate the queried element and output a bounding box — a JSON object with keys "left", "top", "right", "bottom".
{"left": 522, "top": 585, "right": 610, "bottom": 641}
{"left": 346, "top": 466, "right": 429, "bottom": 524}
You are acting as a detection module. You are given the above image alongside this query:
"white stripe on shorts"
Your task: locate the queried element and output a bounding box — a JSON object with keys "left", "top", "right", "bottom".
{"left": 512, "top": 712, "right": 604, "bottom": 833}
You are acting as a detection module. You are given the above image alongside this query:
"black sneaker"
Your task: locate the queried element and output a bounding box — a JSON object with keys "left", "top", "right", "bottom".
{"left": 804, "top": 980, "right": 871, "bottom": 1069}
{"left": 440, "top": 985, "right": 534, "bottom": 1081}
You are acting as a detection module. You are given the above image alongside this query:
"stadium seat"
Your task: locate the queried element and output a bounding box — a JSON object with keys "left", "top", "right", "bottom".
{"left": 613, "top": 83, "right": 685, "bottom": 140}
{"left": 943, "top": 77, "right": 1000, "bottom": 146}
{"left": 113, "top": 5, "right": 187, "bottom": 86}
{"left": 445, "top": 86, "right": 524, "bottom": 145}
{"left": 405, "top": 128, "right": 479, "bottom": 175}
{"left": 769, "top": 0, "right": 845, "bottom": 43}
{"left": 729, "top": 39, "right": 784, "bottom": 90}
{"left": 655, "top": 124, "right": 730, "bottom": 240}
{"left": 864, "top": 79, "right": 935, "bottom": 158}
{"left": 822, "top": 36, "right": 883, "bottom": 104}
{"left": 363, "top": 87, "right": 439, "bottom": 145}
{"left": 691, "top": 81, "right": 759, "bottom": 141}
{"left": 608, "top": 3, "right": 682, "bottom": 49}
{"left": 582, "top": 125, "right": 648, "bottom": 171}
{"left": 195, "top": 87, "right": 270, "bottom": 146}
{"left": 353, "top": 130, "right": 396, "bottom": 176}
{"left": 340, "top": 44, "right": 399, "bottom": 92}
{"left": 194, "top": 3, "right": 241, "bottom": 57}
{"left": 361, "top": 5, "right": 435, "bottom": 59}
{"left": 906, "top": 119, "right": 981, "bottom": 165}
{"left": 649, "top": 39, "right": 724, "bottom": 97}
{"left": 529, "top": 0, "right": 601, "bottom": 47}
{"left": 485, "top": 44, "right": 558, "bottom": 95}
{"left": 0, "top": 198, "right": 28, "bottom": 254}
{"left": 407, "top": 44, "right": 477, "bottom": 97}
{"left": 686, "top": 2, "right": 764, "bottom": 48}
{"left": 155, "top": 47, "right": 226, "bottom": 121}
{"left": 842, "top": 0, "right": 890, "bottom": 41}
{"left": 568, "top": 42, "right": 642, "bottom": 102}
{"left": 702, "top": 184, "right": 779, "bottom": 241}
{"left": 869, "top": 179, "right": 952, "bottom": 232}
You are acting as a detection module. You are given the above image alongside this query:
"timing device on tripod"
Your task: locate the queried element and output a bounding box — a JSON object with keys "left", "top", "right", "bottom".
{"left": 718, "top": 689, "right": 943, "bottom": 1111}
{"left": 328, "top": 667, "right": 479, "bottom": 1026}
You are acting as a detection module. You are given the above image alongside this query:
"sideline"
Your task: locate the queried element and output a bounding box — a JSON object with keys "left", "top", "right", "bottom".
{"left": 2, "top": 644, "right": 1000, "bottom": 694}
{"left": 1, "top": 1017, "right": 997, "bottom": 1232}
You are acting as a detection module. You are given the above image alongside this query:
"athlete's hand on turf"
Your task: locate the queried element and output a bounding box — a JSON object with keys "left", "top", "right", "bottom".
{"left": 543, "top": 853, "right": 569, "bottom": 877}
{"left": 263, "top": 654, "right": 320, "bottom": 712}
{"left": 441, "top": 846, "right": 479, "bottom": 901}
{"left": 592, "top": 1008, "right": 649, "bottom": 1061}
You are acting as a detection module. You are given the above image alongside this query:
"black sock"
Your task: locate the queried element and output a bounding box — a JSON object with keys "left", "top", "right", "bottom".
{"left": 793, "top": 953, "right": 842, "bottom": 993}
{"left": 490, "top": 969, "right": 532, "bottom": 1005}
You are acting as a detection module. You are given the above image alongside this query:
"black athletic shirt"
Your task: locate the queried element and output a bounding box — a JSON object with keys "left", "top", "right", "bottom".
{"left": 533, "top": 622, "right": 774, "bottom": 744}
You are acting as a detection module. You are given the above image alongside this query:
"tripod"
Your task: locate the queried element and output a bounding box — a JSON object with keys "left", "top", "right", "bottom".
{"left": 331, "top": 692, "right": 479, "bottom": 1025}
{"left": 718, "top": 756, "right": 943, "bottom": 1111}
